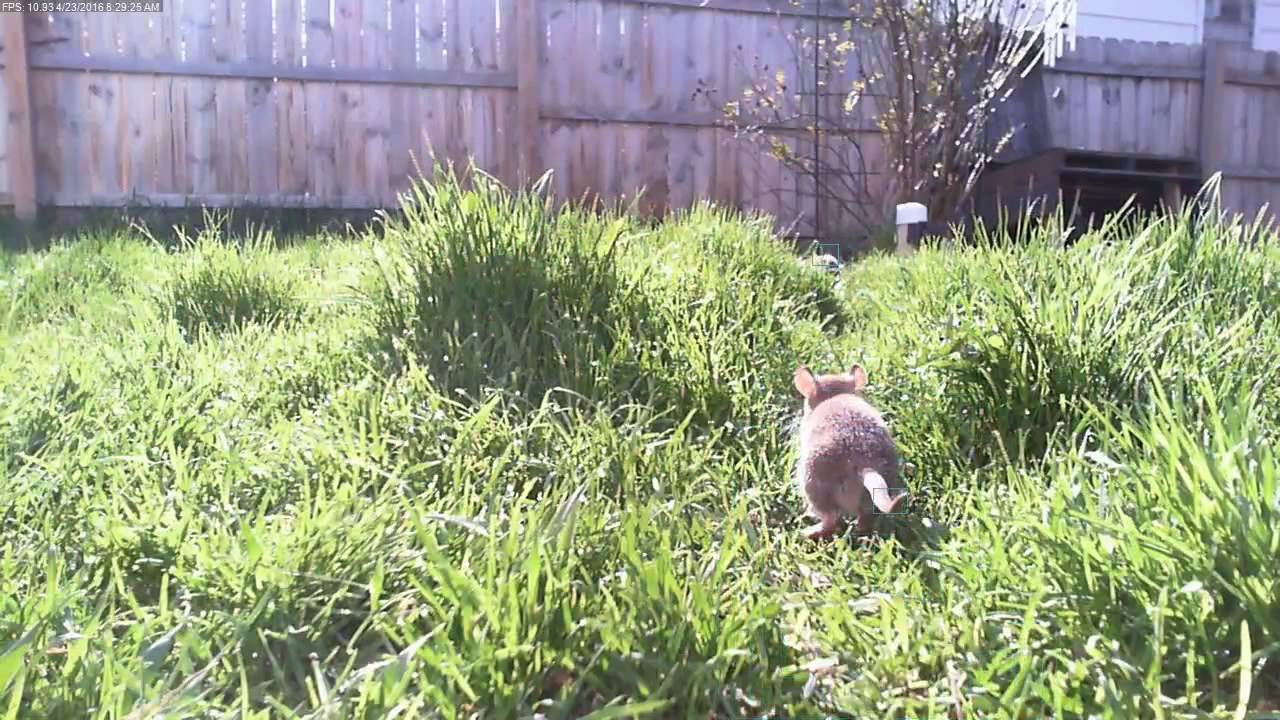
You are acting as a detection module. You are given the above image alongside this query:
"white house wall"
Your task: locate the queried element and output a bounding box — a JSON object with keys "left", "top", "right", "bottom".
{"left": 1257, "top": 0, "right": 1280, "bottom": 50}
{"left": 1074, "top": 0, "right": 1206, "bottom": 44}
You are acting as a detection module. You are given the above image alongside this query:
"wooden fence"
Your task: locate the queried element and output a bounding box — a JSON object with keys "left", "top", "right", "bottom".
{"left": 0, "top": 2, "right": 1278, "bottom": 235}
{"left": 0, "top": 0, "right": 877, "bottom": 237}
{"left": 1035, "top": 36, "right": 1280, "bottom": 225}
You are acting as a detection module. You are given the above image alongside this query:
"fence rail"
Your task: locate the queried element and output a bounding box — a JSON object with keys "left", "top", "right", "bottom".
{"left": 0, "top": 2, "right": 1278, "bottom": 234}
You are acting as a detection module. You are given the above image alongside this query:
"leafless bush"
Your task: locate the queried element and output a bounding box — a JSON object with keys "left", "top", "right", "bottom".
{"left": 717, "top": 0, "right": 1073, "bottom": 239}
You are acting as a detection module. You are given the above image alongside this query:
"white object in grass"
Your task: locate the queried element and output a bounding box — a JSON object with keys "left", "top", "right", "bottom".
{"left": 896, "top": 202, "right": 927, "bottom": 256}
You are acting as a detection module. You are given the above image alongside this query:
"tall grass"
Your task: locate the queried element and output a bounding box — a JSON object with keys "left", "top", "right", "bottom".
{"left": 368, "top": 168, "right": 843, "bottom": 434}
{"left": 165, "top": 224, "right": 306, "bottom": 338}
{"left": 1, "top": 171, "right": 1278, "bottom": 718}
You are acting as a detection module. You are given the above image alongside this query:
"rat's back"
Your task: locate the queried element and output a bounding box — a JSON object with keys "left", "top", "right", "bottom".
{"left": 799, "top": 393, "right": 898, "bottom": 483}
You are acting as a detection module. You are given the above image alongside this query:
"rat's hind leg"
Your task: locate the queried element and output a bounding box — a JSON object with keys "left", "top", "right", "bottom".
{"left": 800, "top": 477, "right": 842, "bottom": 540}
{"left": 839, "top": 486, "right": 878, "bottom": 536}
{"left": 802, "top": 510, "right": 841, "bottom": 540}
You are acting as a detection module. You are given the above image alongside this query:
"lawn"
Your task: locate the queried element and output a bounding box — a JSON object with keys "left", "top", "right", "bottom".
{"left": 2, "top": 171, "right": 1279, "bottom": 718}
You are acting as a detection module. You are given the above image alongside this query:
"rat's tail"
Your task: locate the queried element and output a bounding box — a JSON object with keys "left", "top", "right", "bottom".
{"left": 862, "top": 469, "right": 910, "bottom": 515}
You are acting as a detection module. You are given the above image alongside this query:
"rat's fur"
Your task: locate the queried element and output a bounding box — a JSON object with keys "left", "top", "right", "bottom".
{"left": 793, "top": 364, "right": 910, "bottom": 540}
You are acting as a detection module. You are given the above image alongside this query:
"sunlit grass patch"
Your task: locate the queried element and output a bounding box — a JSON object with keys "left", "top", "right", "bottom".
{"left": 1, "top": 176, "right": 1278, "bottom": 717}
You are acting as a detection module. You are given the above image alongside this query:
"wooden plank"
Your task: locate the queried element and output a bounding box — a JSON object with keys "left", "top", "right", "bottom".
{"left": 0, "top": 13, "right": 37, "bottom": 219}
{"left": 1265, "top": 85, "right": 1280, "bottom": 172}
{"left": 1225, "top": 47, "right": 1249, "bottom": 174}
{"left": 1069, "top": 63, "right": 1088, "bottom": 150}
{"left": 1144, "top": 43, "right": 1173, "bottom": 157}
{"left": 1152, "top": 73, "right": 1174, "bottom": 157}
{"left": 419, "top": 0, "right": 448, "bottom": 70}
{"left": 412, "top": 87, "right": 443, "bottom": 182}
{"left": 1113, "top": 40, "right": 1138, "bottom": 153}
{"left": 1049, "top": 59, "right": 1204, "bottom": 81}
{"left": 642, "top": 2, "right": 671, "bottom": 112}
{"left": 185, "top": 0, "right": 219, "bottom": 196}
{"left": 543, "top": 120, "right": 572, "bottom": 201}
{"left": 562, "top": 118, "right": 584, "bottom": 203}
{"left": 245, "top": 0, "right": 277, "bottom": 197}
{"left": 305, "top": 0, "right": 338, "bottom": 201}
{"left": 515, "top": 0, "right": 542, "bottom": 183}
{"left": 411, "top": 0, "right": 440, "bottom": 175}
{"left": 615, "top": 2, "right": 644, "bottom": 205}
{"left": 737, "top": 10, "right": 765, "bottom": 217}
{"left": 539, "top": 104, "right": 877, "bottom": 131}
{"left": 711, "top": 10, "right": 742, "bottom": 209}
{"left": 500, "top": 0, "right": 518, "bottom": 72}
{"left": 1059, "top": 49, "right": 1080, "bottom": 148}
{"left": 1200, "top": 40, "right": 1226, "bottom": 180}
{"left": 447, "top": 101, "right": 473, "bottom": 182}
{"left": 670, "top": 6, "right": 698, "bottom": 116}
{"left": 1242, "top": 50, "right": 1266, "bottom": 187}
{"left": 623, "top": 0, "right": 651, "bottom": 207}
{"left": 334, "top": 0, "right": 368, "bottom": 202}
{"left": 1183, "top": 45, "right": 1202, "bottom": 163}
{"left": 40, "top": 191, "right": 389, "bottom": 208}
{"left": 440, "top": 0, "right": 471, "bottom": 178}
{"left": 363, "top": 0, "right": 392, "bottom": 204}
{"left": 687, "top": 6, "right": 716, "bottom": 209}
{"left": 156, "top": 8, "right": 187, "bottom": 195}
{"left": 85, "top": 13, "right": 123, "bottom": 195}
{"left": 570, "top": 0, "right": 601, "bottom": 200}
{"left": 1040, "top": 72, "right": 1069, "bottom": 149}
{"left": 119, "top": 14, "right": 160, "bottom": 196}
{"left": 1098, "top": 44, "right": 1120, "bottom": 153}
{"left": 446, "top": 0, "right": 464, "bottom": 70}
{"left": 1224, "top": 70, "right": 1280, "bottom": 89}
{"left": 473, "top": 88, "right": 499, "bottom": 188}
{"left": 491, "top": 90, "right": 515, "bottom": 187}
{"left": 1172, "top": 43, "right": 1187, "bottom": 161}
{"left": 276, "top": 0, "right": 308, "bottom": 195}
{"left": 436, "top": 83, "right": 466, "bottom": 179}
{"left": 604, "top": 0, "right": 857, "bottom": 20}
{"left": 666, "top": 126, "right": 695, "bottom": 211}
{"left": 149, "top": 9, "right": 179, "bottom": 194}
{"left": 415, "top": 0, "right": 447, "bottom": 177}
{"left": 1077, "top": 37, "right": 1102, "bottom": 151}
{"left": 680, "top": 3, "right": 721, "bottom": 212}
{"left": 212, "top": 0, "right": 248, "bottom": 194}
{"left": 26, "top": 53, "right": 518, "bottom": 89}
{"left": 471, "top": 0, "right": 498, "bottom": 71}
{"left": 596, "top": 0, "right": 623, "bottom": 202}
{"left": 0, "top": 22, "right": 7, "bottom": 197}
{"left": 22, "top": 12, "right": 76, "bottom": 203}
{"left": 576, "top": 0, "right": 604, "bottom": 115}
{"left": 640, "top": 125, "right": 670, "bottom": 217}
{"left": 388, "top": 0, "right": 417, "bottom": 197}
{"left": 1059, "top": 166, "right": 1201, "bottom": 181}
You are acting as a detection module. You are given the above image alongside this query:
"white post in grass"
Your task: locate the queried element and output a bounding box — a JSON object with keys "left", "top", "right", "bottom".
{"left": 896, "top": 202, "right": 927, "bottom": 256}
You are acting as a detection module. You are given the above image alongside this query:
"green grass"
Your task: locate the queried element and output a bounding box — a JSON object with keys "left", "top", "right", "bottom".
{"left": 1, "top": 168, "right": 1278, "bottom": 719}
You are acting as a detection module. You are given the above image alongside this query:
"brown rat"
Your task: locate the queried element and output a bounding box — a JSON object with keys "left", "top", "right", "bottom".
{"left": 793, "top": 363, "right": 910, "bottom": 540}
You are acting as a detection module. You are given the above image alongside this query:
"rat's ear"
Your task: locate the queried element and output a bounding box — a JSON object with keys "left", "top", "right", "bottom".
{"left": 849, "top": 364, "right": 868, "bottom": 391}
{"left": 794, "top": 366, "right": 818, "bottom": 400}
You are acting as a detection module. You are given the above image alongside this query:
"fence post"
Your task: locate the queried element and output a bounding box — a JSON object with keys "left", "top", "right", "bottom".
{"left": 515, "top": 0, "right": 541, "bottom": 186}
{"left": 1, "top": 13, "right": 37, "bottom": 222}
{"left": 1198, "top": 39, "right": 1225, "bottom": 182}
